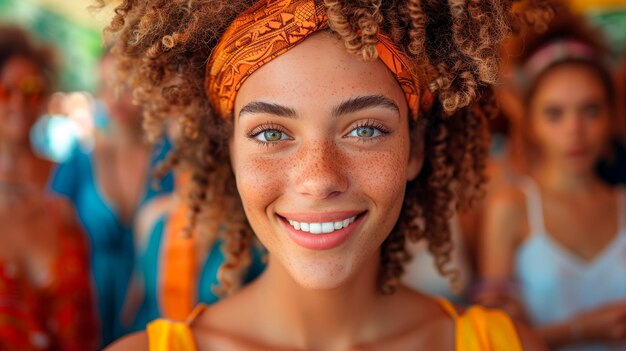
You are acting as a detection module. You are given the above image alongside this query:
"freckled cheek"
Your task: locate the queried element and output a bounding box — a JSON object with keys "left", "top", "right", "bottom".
{"left": 346, "top": 141, "right": 409, "bottom": 210}
{"left": 232, "top": 151, "right": 290, "bottom": 221}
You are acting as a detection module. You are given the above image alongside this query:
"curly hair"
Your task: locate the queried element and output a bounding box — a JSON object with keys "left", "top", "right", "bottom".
{"left": 97, "top": 0, "right": 553, "bottom": 296}
{"left": 0, "top": 25, "right": 57, "bottom": 92}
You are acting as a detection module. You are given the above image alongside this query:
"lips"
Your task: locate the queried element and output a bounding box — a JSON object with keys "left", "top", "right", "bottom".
{"left": 277, "top": 211, "right": 366, "bottom": 250}
{"left": 566, "top": 148, "right": 588, "bottom": 158}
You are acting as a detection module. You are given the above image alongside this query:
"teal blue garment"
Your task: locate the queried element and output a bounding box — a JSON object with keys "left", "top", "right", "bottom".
{"left": 47, "top": 139, "right": 174, "bottom": 347}
{"left": 129, "top": 214, "right": 266, "bottom": 332}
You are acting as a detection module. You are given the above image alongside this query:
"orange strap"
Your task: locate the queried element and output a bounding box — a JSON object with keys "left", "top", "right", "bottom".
{"left": 159, "top": 202, "right": 197, "bottom": 321}
{"left": 205, "top": 0, "right": 431, "bottom": 120}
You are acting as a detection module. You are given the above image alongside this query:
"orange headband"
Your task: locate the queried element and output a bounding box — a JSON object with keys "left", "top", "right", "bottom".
{"left": 205, "top": 0, "right": 432, "bottom": 120}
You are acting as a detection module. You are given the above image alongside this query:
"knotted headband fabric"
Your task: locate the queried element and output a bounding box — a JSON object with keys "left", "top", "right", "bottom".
{"left": 205, "top": 0, "right": 432, "bottom": 120}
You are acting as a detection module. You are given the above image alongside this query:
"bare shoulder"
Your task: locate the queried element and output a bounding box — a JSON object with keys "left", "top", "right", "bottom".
{"left": 514, "top": 320, "right": 548, "bottom": 351}
{"left": 382, "top": 288, "right": 455, "bottom": 350}
{"left": 105, "top": 331, "right": 149, "bottom": 351}
{"left": 484, "top": 184, "right": 529, "bottom": 241}
{"left": 395, "top": 287, "right": 453, "bottom": 320}
{"left": 487, "top": 185, "right": 527, "bottom": 218}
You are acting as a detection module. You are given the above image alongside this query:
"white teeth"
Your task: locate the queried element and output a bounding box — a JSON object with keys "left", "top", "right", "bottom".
{"left": 322, "top": 222, "right": 334, "bottom": 233}
{"left": 310, "top": 223, "right": 322, "bottom": 234}
{"left": 286, "top": 215, "right": 358, "bottom": 235}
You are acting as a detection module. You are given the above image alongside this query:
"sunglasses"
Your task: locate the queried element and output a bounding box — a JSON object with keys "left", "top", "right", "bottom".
{"left": 0, "top": 76, "right": 44, "bottom": 105}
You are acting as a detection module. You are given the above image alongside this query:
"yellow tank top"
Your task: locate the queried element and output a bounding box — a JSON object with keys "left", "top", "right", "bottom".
{"left": 147, "top": 299, "right": 523, "bottom": 351}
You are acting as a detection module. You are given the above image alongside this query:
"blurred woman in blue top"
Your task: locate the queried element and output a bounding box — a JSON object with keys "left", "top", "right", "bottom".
{"left": 48, "top": 52, "right": 173, "bottom": 347}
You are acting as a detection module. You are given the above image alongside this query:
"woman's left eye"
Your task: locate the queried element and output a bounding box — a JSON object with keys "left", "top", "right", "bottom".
{"left": 347, "top": 126, "right": 384, "bottom": 138}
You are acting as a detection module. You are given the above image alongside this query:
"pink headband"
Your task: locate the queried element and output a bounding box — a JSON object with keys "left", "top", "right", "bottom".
{"left": 519, "top": 39, "right": 602, "bottom": 85}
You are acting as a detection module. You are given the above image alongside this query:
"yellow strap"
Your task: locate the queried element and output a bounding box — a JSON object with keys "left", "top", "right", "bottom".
{"left": 456, "top": 305, "right": 523, "bottom": 351}
{"left": 437, "top": 298, "right": 459, "bottom": 318}
{"left": 147, "top": 319, "right": 198, "bottom": 351}
{"left": 437, "top": 299, "right": 522, "bottom": 351}
{"left": 185, "top": 304, "right": 208, "bottom": 325}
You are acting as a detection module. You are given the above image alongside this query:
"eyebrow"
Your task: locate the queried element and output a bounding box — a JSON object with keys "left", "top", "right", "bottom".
{"left": 332, "top": 95, "right": 400, "bottom": 118}
{"left": 238, "top": 101, "right": 297, "bottom": 119}
{"left": 237, "top": 94, "right": 400, "bottom": 119}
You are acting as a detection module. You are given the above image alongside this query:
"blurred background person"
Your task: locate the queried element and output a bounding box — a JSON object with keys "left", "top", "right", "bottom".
{"left": 0, "top": 24, "right": 98, "bottom": 350}
{"left": 122, "top": 120, "right": 265, "bottom": 332}
{"left": 478, "top": 10, "right": 626, "bottom": 351}
{"left": 48, "top": 51, "right": 174, "bottom": 346}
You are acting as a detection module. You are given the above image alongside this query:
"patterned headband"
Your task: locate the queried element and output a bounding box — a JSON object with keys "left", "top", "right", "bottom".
{"left": 205, "top": 0, "right": 433, "bottom": 120}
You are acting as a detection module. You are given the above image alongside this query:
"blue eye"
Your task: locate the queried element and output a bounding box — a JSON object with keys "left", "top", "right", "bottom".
{"left": 348, "top": 126, "right": 383, "bottom": 138}
{"left": 255, "top": 129, "right": 289, "bottom": 142}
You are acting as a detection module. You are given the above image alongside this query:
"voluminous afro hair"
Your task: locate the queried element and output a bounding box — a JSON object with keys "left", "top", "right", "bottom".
{"left": 97, "top": 0, "right": 553, "bottom": 295}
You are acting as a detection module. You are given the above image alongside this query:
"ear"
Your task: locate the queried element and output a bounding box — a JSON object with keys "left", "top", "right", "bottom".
{"left": 407, "top": 131, "right": 424, "bottom": 182}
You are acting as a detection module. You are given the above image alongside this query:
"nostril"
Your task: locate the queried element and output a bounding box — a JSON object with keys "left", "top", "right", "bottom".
{"left": 327, "top": 190, "right": 342, "bottom": 199}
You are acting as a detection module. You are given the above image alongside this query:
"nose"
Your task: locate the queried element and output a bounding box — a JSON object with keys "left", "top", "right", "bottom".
{"left": 293, "top": 140, "right": 349, "bottom": 200}
{"left": 6, "top": 90, "right": 27, "bottom": 114}
{"left": 566, "top": 113, "right": 585, "bottom": 140}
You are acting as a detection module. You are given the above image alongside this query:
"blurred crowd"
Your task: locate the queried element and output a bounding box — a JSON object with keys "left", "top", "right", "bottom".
{"left": 0, "top": 1, "right": 626, "bottom": 350}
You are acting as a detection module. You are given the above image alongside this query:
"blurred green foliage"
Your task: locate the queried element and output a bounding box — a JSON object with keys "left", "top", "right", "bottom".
{"left": 0, "top": 0, "right": 103, "bottom": 92}
{"left": 588, "top": 9, "right": 626, "bottom": 61}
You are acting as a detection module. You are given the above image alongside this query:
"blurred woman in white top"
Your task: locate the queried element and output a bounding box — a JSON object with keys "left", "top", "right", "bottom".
{"left": 478, "top": 11, "right": 626, "bottom": 351}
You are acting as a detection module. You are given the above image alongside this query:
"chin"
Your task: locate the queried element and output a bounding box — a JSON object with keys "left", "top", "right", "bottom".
{"left": 563, "top": 158, "right": 597, "bottom": 174}
{"left": 283, "top": 255, "right": 357, "bottom": 291}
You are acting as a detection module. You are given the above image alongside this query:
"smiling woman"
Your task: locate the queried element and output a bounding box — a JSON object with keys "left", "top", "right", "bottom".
{"left": 229, "top": 33, "right": 422, "bottom": 293}
{"left": 100, "top": 0, "right": 554, "bottom": 350}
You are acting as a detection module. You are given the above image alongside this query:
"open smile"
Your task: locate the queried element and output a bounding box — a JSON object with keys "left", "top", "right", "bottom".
{"left": 276, "top": 211, "right": 367, "bottom": 250}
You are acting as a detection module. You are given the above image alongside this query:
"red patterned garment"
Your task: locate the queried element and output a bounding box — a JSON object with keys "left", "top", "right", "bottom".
{"left": 0, "top": 201, "right": 99, "bottom": 350}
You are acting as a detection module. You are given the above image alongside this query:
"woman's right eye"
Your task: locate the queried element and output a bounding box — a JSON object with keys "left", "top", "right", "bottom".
{"left": 543, "top": 106, "right": 563, "bottom": 123}
{"left": 253, "top": 129, "right": 290, "bottom": 143}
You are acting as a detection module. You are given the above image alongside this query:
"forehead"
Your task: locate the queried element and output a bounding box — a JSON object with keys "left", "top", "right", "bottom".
{"left": 234, "top": 32, "right": 407, "bottom": 115}
{"left": 535, "top": 63, "right": 607, "bottom": 102}
{"left": 1, "top": 56, "right": 41, "bottom": 84}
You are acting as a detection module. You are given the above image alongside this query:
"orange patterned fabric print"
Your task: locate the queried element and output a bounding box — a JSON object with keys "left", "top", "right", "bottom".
{"left": 205, "top": 0, "right": 429, "bottom": 120}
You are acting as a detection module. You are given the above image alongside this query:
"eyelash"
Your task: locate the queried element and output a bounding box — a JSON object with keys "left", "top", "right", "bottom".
{"left": 246, "top": 122, "right": 289, "bottom": 147}
{"left": 348, "top": 119, "right": 391, "bottom": 141}
{"left": 246, "top": 119, "right": 391, "bottom": 147}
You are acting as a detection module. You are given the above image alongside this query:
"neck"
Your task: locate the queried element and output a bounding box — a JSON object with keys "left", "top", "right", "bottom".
{"left": 108, "top": 120, "right": 145, "bottom": 149}
{"left": 534, "top": 161, "right": 601, "bottom": 194}
{"left": 0, "top": 141, "right": 43, "bottom": 188}
{"left": 0, "top": 138, "right": 26, "bottom": 158}
{"left": 256, "top": 253, "right": 382, "bottom": 350}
